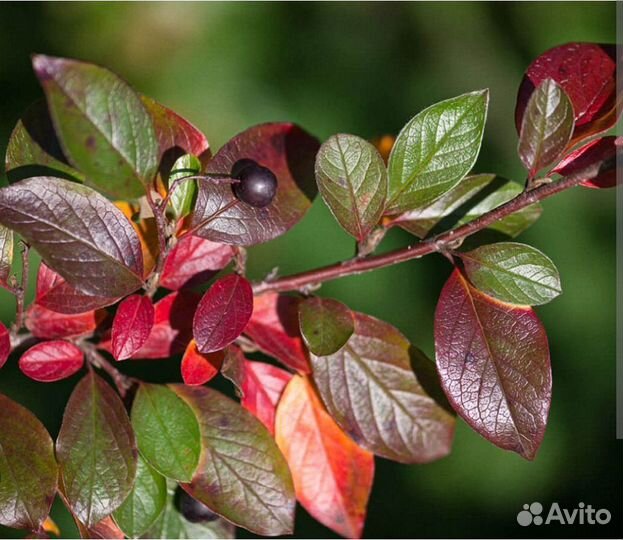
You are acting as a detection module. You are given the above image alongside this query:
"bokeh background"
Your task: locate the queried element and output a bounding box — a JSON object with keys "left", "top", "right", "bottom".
{"left": 0, "top": 2, "right": 620, "bottom": 538}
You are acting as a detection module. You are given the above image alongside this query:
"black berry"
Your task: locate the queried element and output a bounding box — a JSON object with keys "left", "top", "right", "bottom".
{"left": 232, "top": 161, "right": 278, "bottom": 208}
{"left": 177, "top": 489, "right": 219, "bottom": 523}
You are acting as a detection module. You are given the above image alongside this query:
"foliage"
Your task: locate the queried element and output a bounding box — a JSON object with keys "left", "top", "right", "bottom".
{"left": 0, "top": 42, "right": 619, "bottom": 538}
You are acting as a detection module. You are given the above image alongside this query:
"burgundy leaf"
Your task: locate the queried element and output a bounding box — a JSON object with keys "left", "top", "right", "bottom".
{"left": 193, "top": 274, "right": 253, "bottom": 354}
{"left": 160, "top": 235, "right": 234, "bottom": 291}
{"left": 35, "top": 264, "right": 119, "bottom": 315}
{"left": 221, "top": 345, "right": 246, "bottom": 395}
{"left": 112, "top": 295, "right": 155, "bottom": 360}
{"left": 19, "top": 340, "right": 84, "bottom": 382}
{"left": 181, "top": 339, "right": 224, "bottom": 386}
{"left": 26, "top": 304, "right": 106, "bottom": 340}
{"left": 190, "top": 123, "right": 319, "bottom": 246}
{"left": 0, "top": 322, "right": 10, "bottom": 369}
{"left": 244, "top": 293, "right": 310, "bottom": 373}
{"left": 515, "top": 43, "right": 620, "bottom": 146}
{"left": 434, "top": 269, "right": 551, "bottom": 460}
{"left": 552, "top": 135, "right": 620, "bottom": 189}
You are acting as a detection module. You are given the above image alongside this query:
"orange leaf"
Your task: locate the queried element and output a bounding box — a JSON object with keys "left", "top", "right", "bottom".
{"left": 371, "top": 134, "right": 395, "bottom": 164}
{"left": 42, "top": 516, "right": 60, "bottom": 537}
{"left": 181, "top": 339, "right": 224, "bottom": 385}
{"left": 275, "top": 375, "right": 374, "bottom": 539}
{"left": 113, "top": 201, "right": 159, "bottom": 276}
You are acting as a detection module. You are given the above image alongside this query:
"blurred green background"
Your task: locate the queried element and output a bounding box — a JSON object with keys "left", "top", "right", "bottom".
{"left": 0, "top": 2, "right": 620, "bottom": 538}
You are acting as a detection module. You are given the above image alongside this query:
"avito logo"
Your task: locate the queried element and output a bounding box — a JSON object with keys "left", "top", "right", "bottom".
{"left": 517, "top": 502, "right": 611, "bottom": 526}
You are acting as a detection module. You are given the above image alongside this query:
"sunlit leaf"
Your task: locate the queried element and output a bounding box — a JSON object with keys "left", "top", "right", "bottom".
{"left": 112, "top": 295, "right": 155, "bottom": 361}
{"left": 276, "top": 375, "right": 374, "bottom": 538}
{"left": 460, "top": 242, "right": 561, "bottom": 305}
{"left": 181, "top": 340, "right": 223, "bottom": 386}
{"left": 26, "top": 304, "right": 106, "bottom": 340}
{"left": 311, "top": 311, "right": 455, "bottom": 463}
{"left": 0, "top": 226, "right": 13, "bottom": 289}
{"left": 131, "top": 383, "right": 201, "bottom": 482}
{"left": 193, "top": 274, "right": 253, "bottom": 354}
{"left": 18, "top": 340, "right": 84, "bottom": 382}
{"left": 299, "top": 297, "right": 354, "bottom": 356}
{"left": 0, "top": 177, "right": 144, "bottom": 297}
{"left": 0, "top": 323, "right": 10, "bottom": 370}
{"left": 315, "top": 134, "right": 387, "bottom": 240}
{"left": 56, "top": 371, "right": 137, "bottom": 526}
{"left": 434, "top": 269, "right": 551, "bottom": 459}
{"left": 0, "top": 394, "right": 57, "bottom": 530}
{"left": 32, "top": 55, "right": 158, "bottom": 199}
{"left": 173, "top": 385, "right": 295, "bottom": 536}
{"left": 518, "top": 79, "right": 574, "bottom": 175}
{"left": 169, "top": 154, "right": 200, "bottom": 220}
{"left": 386, "top": 90, "right": 488, "bottom": 214}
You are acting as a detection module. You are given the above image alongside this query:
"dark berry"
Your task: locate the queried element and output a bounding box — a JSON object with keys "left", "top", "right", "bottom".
{"left": 177, "top": 489, "right": 219, "bottom": 523}
{"left": 232, "top": 162, "right": 278, "bottom": 208}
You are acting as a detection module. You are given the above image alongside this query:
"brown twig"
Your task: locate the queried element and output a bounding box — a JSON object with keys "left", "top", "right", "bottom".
{"left": 81, "top": 341, "right": 137, "bottom": 398}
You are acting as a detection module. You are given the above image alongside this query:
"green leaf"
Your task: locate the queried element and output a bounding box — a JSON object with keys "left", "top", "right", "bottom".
{"left": 141, "top": 482, "right": 235, "bottom": 539}
{"left": 315, "top": 134, "right": 387, "bottom": 240}
{"left": 391, "top": 174, "right": 542, "bottom": 239}
{"left": 459, "top": 242, "right": 562, "bottom": 305}
{"left": 32, "top": 55, "right": 158, "bottom": 199}
{"left": 131, "top": 384, "right": 201, "bottom": 482}
{"left": 0, "top": 394, "right": 58, "bottom": 530}
{"left": 518, "top": 78, "right": 574, "bottom": 176}
{"left": 56, "top": 371, "right": 137, "bottom": 527}
{"left": 169, "top": 154, "right": 200, "bottom": 220}
{"left": 172, "top": 385, "right": 295, "bottom": 536}
{"left": 387, "top": 90, "right": 489, "bottom": 214}
{"left": 299, "top": 297, "right": 354, "bottom": 356}
{"left": 113, "top": 455, "right": 167, "bottom": 538}
{"left": 0, "top": 177, "right": 144, "bottom": 298}
{"left": 5, "top": 100, "right": 85, "bottom": 184}
{"left": 0, "top": 226, "right": 13, "bottom": 288}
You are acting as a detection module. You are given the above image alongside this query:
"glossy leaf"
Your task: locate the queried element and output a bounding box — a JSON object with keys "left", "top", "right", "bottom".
{"left": 243, "top": 292, "right": 310, "bottom": 373}
{"left": 299, "top": 297, "right": 354, "bottom": 356}
{"left": 460, "top": 242, "right": 561, "bottom": 305}
{"left": 173, "top": 385, "right": 296, "bottom": 536}
{"left": 112, "top": 295, "right": 155, "bottom": 361}
{"left": 140, "top": 482, "right": 234, "bottom": 539}
{"left": 193, "top": 274, "right": 253, "bottom": 354}
{"left": 190, "top": 123, "right": 319, "bottom": 246}
{"left": 19, "top": 340, "right": 84, "bottom": 382}
{"left": 276, "top": 375, "right": 374, "bottom": 538}
{"left": 315, "top": 134, "right": 387, "bottom": 240}
{"left": 241, "top": 360, "right": 292, "bottom": 435}
{"left": 78, "top": 516, "right": 125, "bottom": 539}
{"left": 169, "top": 154, "right": 200, "bottom": 219}
{"left": 310, "top": 311, "right": 455, "bottom": 464}
{"left": 552, "top": 135, "right": 620, "bottom": 189}
{"left": 181, "top": 340, "right": 223, "bottom": 386}
{"left": 386, "top": 90, "right": 488, "bottom": 214}
{"left": 435, "top": 269, "right": 551, "bottom": 459}
{"left": 515, "top": 43, "right": 619, "bottom": 146}
{"left": 56, "top": 371, "right": 137, "bottom": 526}
{"left": 0, "top": 177, "right": 144, "bottom": 297}
{"left": 161, "top": 235, "right": 233, "bottom": 291}
{"left": 221, "top": 346, "right": 246, "bottom": 395}
{"left": 518, "top": 79, "right": 574, "bottom": 175}
{"left": 0, "top": 323, "right": 10, "bottom": 370}
{"left": 113, "top": 455, "right": 167, "bottom": 538}
{"left": 35, "top": 264, "right": 119, "bottom": 315}
{"left": 390, "top": 174, "right": 542, "bottom": 239}
{"left": 25, "top": 303, "right": 106, "bottom": 340}
{"left": 131, "top": 383, "right": 201, "bottom": 482}
{"left": 0, "top": 226, "right": 13, "bottom": 288}
{"left": 0, "top": 394, "right": 58, "bottom": 530}
{"left": 33, "top": 54, "right": 158, "bottom": 199}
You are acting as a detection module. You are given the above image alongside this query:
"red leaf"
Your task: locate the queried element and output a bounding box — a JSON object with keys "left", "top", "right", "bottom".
{"left": 275, "top": 375, "right": 374, "bottom": 539}
{"left": 0, "top": 322, "right": 10, "bottom": 369}
{"left": 26, "top": 303, "right": 106, "bottom": 340}
{"left": 19, "top": 340, "right": 84, "bottom": 382}
{"left": 161, "top": 235, "right": 234, "bottom": 291}
{"left": 244, "top": 293, "right": 310, "bottom": 373}
{"left": 36, "top": 263, "right": 118, "bottom": 315}
{"left": 552, "top": 135, "right": 620, "bottom": 189}
{"left": 515, "top": 43, "right": 620, "bottom": 146}
{"left": 111, "top": 295, "right": 155, "bottom": 360}
{"left": 193, "top": 274, "right": 253, "bottom": 354}
{"left": 241, "top": 360, "right": 292, "bottom": 435}
{"left": 434, "top": 269, "right": 551, "bottom": 460}
{"left": 181, "top": 339, "right": 224, "bottom": 385}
